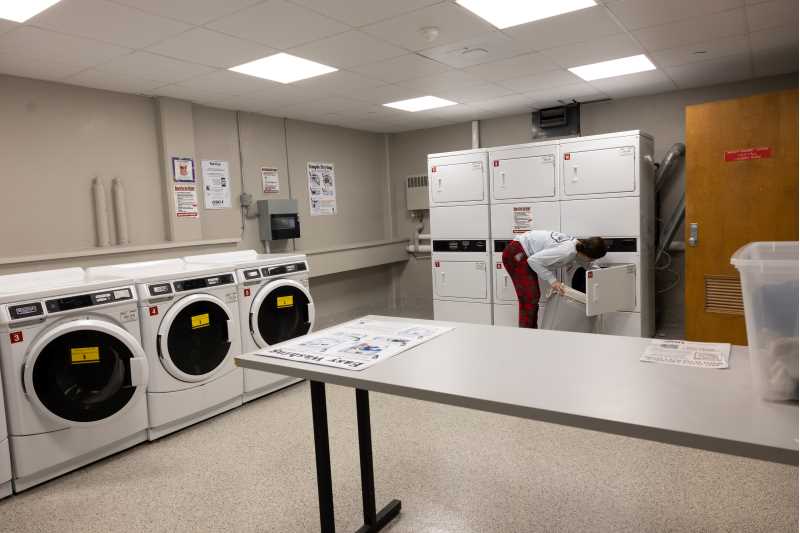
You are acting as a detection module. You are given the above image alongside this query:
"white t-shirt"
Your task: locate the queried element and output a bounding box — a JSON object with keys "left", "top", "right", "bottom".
{"left": 514, "top": 230, "right": 593, "bottom": 285}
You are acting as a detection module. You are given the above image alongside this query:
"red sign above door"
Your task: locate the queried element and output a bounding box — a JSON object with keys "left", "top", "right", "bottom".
{"left": 724, "top": 147, "right": 772, "bottom": 161}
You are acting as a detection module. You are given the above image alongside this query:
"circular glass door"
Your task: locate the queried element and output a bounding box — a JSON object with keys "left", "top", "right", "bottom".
{"left": 571, "top": 267, "right": 587, "bottom": 293}
{"left": 252, "top": 280, "right": 313, "bottom": 347}
{"left": 30, "top": 329, "right": 139, "bottom": 423}
{"left": 161, "top": 296, "right": 231, "bottom": 381}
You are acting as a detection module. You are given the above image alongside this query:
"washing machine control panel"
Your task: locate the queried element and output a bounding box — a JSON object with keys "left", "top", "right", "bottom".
{"left": 263, "top": 262, "right": 307, "bottom": 277}
{"left": 8, "top": 302, "right": 44, "bottom": 320}
{"left": 148, "top": 283, "right": 173, "bottom": 296}
{"left": 242, "top": 269, "right": 261, "bottom": 280}
{"left": 173, "top": 273, "right": 235, "bottom": 292}
{"left": 432, "top": 240, "right": 487, "bottom": 252}
{"left": 43, "top": 287, "right": 134, "bottom": 314}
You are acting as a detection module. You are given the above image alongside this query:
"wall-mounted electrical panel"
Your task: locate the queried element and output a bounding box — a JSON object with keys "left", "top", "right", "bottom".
{"left": 257, "top": 199, "right": 300, "bottom": 241}
{"left": 406, "top": 174, "right": 429, "bottom": 211}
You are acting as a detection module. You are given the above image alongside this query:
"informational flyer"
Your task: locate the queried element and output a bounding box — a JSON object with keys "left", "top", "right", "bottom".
{"left": 307, "top": 162, "right": 337, "bottom": 216}
{"left": 202, "top": 159, "right": 231, "bottom": 209}
{"left": 172, "top": 157, "right": 195, "bottom": 183}
{"left": 640, "top": 339, "right": 731, "bottom": 369}
{"left": 261, "top": 167, "right": 280, "bottom": 193}
{"left": 174, "top": 185, "right": 198, "bottom": 217}
{"left": 512, "top": 206, "right": 533, "bottom": 234}
{"left": 256, "top": 318, "right": 453, "bottom": 371}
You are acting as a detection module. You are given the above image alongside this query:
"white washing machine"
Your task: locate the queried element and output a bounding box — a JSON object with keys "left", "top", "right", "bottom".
{"left": 87, "top": 260, "right": 243, "bottom": 441}
{"left": 0, "top": 342, "right": 11, "bottom": 499}
{"left": 184, "top": 250, "right": 314, "bottom": 403}
{"left": 0, "top": 268, "right": 148, "bottom": 492}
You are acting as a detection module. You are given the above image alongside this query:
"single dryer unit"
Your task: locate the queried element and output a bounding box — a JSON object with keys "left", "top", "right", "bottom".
{"left": 87, "top": 260, "right": 243, "bottom": 441}
{"left": 184, "top": 250, "right": 314, "bottom": 403}
{"left": 0, "top": 268, "right": 148, "bottom": 492}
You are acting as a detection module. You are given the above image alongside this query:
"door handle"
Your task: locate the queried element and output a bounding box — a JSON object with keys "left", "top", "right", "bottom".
{"left": 437, "top": 177, "right": 443, "bottom": 190}
{"left": 688, "top": 223, "right": 699, "bottom": 247}
{"left": 503, "top": 276, "right": 509, "bottom": 288}
{"left": 441, "top": 272, "right": 446, "bottom": 284}
{"left": 501, "top": 171, "right": 506, "bottom": 187}
{"left": 572, "top": 166, "right": 579, "bottom": 182}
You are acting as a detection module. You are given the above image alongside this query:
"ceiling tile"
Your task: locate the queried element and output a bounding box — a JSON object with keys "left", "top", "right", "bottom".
{"left": 63, "top": 68, "right": 164, "bottom": 94}
{"left": 29, "top": 0, "right": 190, "bottom": 48}
{"left": 588, "top": 69, "right": 676, "bottom": 98}
{"left": 746, "top": 0, "right": 799, "bottom": 31}
{"left": 147, "top": 28, "right": 274, "bottom": 68}
{"left": 431, "top": 103, "right": 494, "bottom": 121}
{"left": 175, "top": 69, "right": 282, "bottom": 95}
{"left": 464, "top": 52, "right": 560, "bottom": 82}
{"left": 207, "top": 1, "right": 349, "bottom": 50}
{"left": 504, "top": 7, "right": 623, "bottom": 52}
{"left": 605, "top": 0, "right": 744, "bottom": 31}
{"left": 498, "top": 69, "right": 583, "bottom": 92}
{"left": 665, "top": 53, "right": 752, "bottom": 88}
{"left": 542, "top": 34, "right": 644, "bottom": 68}
{"left": 0, "top": 26, "right": 130, "bottom": 79}
{"left": 435, "top": 83, "right": 515, "bottom": 103}
{"left": 294, "top": 69, "right": 383, "bottom": 95}
{"left": 752, "top": 47, "right": 798, "bottom": 76}
{"left": 350, "top": 54, "right": 450, "bottom": 83}
{"left": 288, "top": 30, "right": 406, "bottom": 69}
{"left": 633, "top": 8, "right": 747, "bottom": 51}
{"left": 361, "top": 3, "right": 495, "bottom": 51}
{"left": 0, "top": 19, "right": 18, "bottom": 36}
{"left": 476, "top": 94, "right": 537, "bottom": 114}
{"left": 399, "top": 70, "right": 485, "bottom": 93}
{"left": 91, "top": 51, "right": 216, "bottom": 84}
{"left": 154, "top": 83, "right": 233, "bottom": 102}
{"left": 418, "top": 31, "right": 528, "bottom": 69}
{"left": 650, "top": 35, "right": 750, "bottom": 67}
{"left": 523, "top": 82, "right": 607, "bottom": 108}
{"left": 112, "top": 0, "right": 263, "bottom": 25}
{"left": 289, "top": 0, "right": 440, "bottom": 27}
{"left": 749, "top": 23, "right": 798, "bottom": 52}
{"left": 344, "top": 84, "right": 423, "bottom": 104}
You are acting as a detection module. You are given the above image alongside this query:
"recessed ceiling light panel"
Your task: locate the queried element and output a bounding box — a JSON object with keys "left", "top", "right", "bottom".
{"left": 229, "top": 53, "right": 337, "bottom": 84}
{"left": 0, "top": 0, "right": 62, "bottom": 22}
{"left": 568, "top": 54, "right": 657, "bottom": 81}
{"left": 456, "top": 0, "right": 596, "bottom": 29}
{"left": 383, "top": 96, "right": 457, "bottom": 112}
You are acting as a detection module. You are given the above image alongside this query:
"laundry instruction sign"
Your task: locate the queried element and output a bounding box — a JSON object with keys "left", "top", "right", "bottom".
{"left": 202, "top": 160, "right": 231, "bottom": 209}
{"left": 307, "top": 162, "right": 337, "bottom": 216}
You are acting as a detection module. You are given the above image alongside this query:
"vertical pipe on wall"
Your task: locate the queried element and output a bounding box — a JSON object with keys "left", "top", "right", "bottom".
{"left": 92, "top": 177, "right": 111, "bottom": 247}
{"left": 471, "top": 120, "right": 480, "bottom": 149}
{"left": 111, "top": 177, "right": 129, "bottom": 245}
{"left": 283, "top": 117, "right": 296, "bottom": 252}
{"left": 235, "top": 111, "right": 246, "bottom": 236}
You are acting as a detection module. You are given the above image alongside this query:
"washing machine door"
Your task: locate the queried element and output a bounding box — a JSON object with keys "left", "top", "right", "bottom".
{"left": 250, "top": 279, "right": 315, "bottom": 348}
{"left": 157, "top": 293, "right": 234, "bottom": 382}
{"left": 23, "top": 318, "right": 148, "bottom": 426}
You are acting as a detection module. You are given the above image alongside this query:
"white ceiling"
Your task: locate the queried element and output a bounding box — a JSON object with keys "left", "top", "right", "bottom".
{"left": 0, "top": 0, "right": 796, "bottom": 132}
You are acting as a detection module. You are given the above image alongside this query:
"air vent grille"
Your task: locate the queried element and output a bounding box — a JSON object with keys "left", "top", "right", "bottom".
{"left": 704, "top": 275, "right": 744, "bottom": 315}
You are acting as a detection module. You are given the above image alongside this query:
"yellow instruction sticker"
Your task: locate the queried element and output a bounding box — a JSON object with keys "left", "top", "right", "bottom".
{"left": 71, "top": 347, "right": 100, "bottom": 364}
{"left": 277, "top": 295, "right": 294, "bottom": 308}
{"left": 191, "top": 313, "right": 210, "bottom": 329}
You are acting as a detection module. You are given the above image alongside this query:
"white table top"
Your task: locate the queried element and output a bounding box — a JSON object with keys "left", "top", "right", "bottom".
{"left": 236, "top": 316, "right": 798, "bottom": 464}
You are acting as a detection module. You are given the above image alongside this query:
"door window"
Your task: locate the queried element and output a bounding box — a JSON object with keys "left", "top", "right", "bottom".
{"left": 255, "top": 285, "right": 311, "bottom": 345}
{"left": 166, "top": 300, "right": 231, "bottom": 376}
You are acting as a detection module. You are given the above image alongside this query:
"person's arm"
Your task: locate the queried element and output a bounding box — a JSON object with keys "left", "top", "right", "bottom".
{"left": 527, "top": 243, "right": 572, "bottom": 286}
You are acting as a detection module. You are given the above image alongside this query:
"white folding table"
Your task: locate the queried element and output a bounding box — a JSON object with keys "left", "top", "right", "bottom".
{"left": 236, "top": 316, "right": 798, "bottom": 533}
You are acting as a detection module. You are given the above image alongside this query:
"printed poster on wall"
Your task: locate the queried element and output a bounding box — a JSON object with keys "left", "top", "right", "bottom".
{"left": 307, "top": 161, "right": 337, "bottom": 216}
{"left": 261, "top": 167, "right": 280, "bottom": 193}
{"left": 201, "top": 159, "right": 231, "bottom": 209}
{"left": 174, "top": 185, "right": 198, "bottom": 217}
{"left": 512, "top": 206, "right": 533, "bottom": 234}
{"left": 172, "top": 157, "right": 195, "bottom": 183}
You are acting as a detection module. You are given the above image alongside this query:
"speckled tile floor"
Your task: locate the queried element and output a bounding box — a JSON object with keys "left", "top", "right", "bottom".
{"left": 0, "top": 381, "right": 796, "bottom": 533}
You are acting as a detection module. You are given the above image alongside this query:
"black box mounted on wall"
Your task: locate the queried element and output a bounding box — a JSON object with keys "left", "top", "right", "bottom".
{"left": 531, "top": 103, "right": 580, "bottom": 140}
{"left": 257, "top": 199, "right": 300, "bottom": 240}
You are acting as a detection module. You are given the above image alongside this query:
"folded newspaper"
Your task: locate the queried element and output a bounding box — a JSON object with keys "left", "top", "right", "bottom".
{"left": 641, "top": 339, "right": 731, "bottom": 369}
{"left": 255, "top": 318, "right": 454, "bottom": 371}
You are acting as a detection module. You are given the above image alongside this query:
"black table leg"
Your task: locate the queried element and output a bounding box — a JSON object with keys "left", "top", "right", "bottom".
{"left": 310, "top": 381, "right": 336, "bottom": 533}
{"left": 309, "top": 382, "right": 401, "bottom": 533}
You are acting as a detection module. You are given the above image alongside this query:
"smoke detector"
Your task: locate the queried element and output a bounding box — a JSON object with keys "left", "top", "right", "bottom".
{"left": 420, "top": 26, "right": 440, "bottom": 43}
{"left": 461, "top": 47, "right": 489, "bottom": 58}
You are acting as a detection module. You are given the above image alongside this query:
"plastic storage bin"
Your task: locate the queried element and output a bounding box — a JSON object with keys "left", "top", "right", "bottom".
{"left": 540, "top": 287, "right": 596, "bottom": 333}
{"left": 731, "top": 242, "right": 799, "bottom": 401}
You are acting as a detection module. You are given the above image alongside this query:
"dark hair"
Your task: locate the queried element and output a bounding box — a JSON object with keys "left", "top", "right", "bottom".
{"left": 577, "top": 237, "right": 607, "bottom": 259}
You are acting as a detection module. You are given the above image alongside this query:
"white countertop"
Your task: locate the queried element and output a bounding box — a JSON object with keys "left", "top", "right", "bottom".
{"left": 236, "top": 316, "right": 798, "bottom": 464}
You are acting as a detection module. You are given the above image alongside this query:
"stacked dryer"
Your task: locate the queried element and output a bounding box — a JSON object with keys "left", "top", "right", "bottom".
{"left": 184, "top": 250, "right": 314, "bottom": 403}
{"left": 429, "top": 148, "right": 493, "bottom": 325}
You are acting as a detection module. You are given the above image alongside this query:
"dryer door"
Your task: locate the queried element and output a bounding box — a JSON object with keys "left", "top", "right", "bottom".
{"left": 250, "top": 279, "right": 315, "bottom": 348}
{"left": 157, "top": 294, "right": 233, "bottom": 382}
{"left": 23, "top": 319, "right": 148, "bottom": 426}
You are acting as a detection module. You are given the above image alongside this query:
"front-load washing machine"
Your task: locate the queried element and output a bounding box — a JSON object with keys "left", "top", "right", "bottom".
{"left": 184, "top": 250, "right": 314, "bottom": 403}
{"left": 0, "top": 337, "right": 11, "bottom": 499}
{"left": 87, "top": 260, "right": 243, "bottom": 440}
{"left": 0, "top": 268, "right": 148, "bottom": 492}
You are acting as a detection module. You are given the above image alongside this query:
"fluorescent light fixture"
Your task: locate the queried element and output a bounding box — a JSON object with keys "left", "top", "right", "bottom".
{"left": 0, "top": 0, "right": 62, "bottom": 22}
{"left": 568, "top": 54, "right": 657, "bottom": 81}
{"left": 229, "top": 53, "right": 337, "bottom": 84}
{"left": 456, "top": 0, "right": 596, "bottom": 29}
{"left": 383, "top": 96, "right": 457, "bottom": 112}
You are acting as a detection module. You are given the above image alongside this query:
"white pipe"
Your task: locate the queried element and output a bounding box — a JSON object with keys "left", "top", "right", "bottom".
{"left": 418, "top": 233, "right": 430, "bottom": 240}
{"left": 406, "top": 244, "right": 432, "bottom": 253}
{"left": 112, "top": 177, "right": 129, "bottom": 245}
{"left": 668, "top": 241, "right": 685, "bottom": 252}
{"left": 92, "top": 177, "right": 110, "bottom": 247}
{"left": 471, "top": 120, "right": 480, "bottom": 149}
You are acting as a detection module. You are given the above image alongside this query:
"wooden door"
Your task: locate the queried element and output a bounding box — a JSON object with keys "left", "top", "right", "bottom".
{"left": 685, "top": 89, "right": 798, "bottom": 343}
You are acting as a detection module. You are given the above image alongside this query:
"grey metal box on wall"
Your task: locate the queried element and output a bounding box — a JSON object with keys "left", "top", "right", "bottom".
{"left": 257, "top": 199, "right": 300, "bottom": 241}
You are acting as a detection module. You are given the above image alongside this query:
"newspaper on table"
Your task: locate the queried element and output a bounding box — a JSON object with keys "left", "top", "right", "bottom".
{"left": 640, "top": 339, "right": 731, "bottom": 369}
{"left": 256, "top": 318, "right": 453, "bottom": 371}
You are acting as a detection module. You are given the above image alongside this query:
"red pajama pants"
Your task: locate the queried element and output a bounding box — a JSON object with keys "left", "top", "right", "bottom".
{"left": 501, "top": 240, "right": 541, "bottom": 329}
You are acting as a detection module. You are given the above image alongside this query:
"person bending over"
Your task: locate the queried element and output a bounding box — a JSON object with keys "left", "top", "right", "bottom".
{"left": 501, "top": 231, "right": 607, "bottom": 329}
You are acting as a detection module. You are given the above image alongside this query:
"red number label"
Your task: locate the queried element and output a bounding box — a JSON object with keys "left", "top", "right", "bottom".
{"left": 244, "top": 288, "right": 251, "bottom": 297}
{"left": 148, "top": 306, "right": 159, "bottom": 316}
{"left": 9, "top": 331, "right": 23, "bottom": 344}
